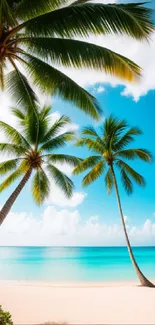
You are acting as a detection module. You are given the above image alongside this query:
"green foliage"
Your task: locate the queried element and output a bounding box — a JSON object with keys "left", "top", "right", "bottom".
{"left": 0, "top": 305, "right": 13, "bottom": 325}
{"left": 73, "top": 115, "right": 152, "bottom": 195}
{"left": 0, "top": 1, "right": 154, "bottom": 118}
{"left": 0, "top": 105, "right": 81, "bottom": 204}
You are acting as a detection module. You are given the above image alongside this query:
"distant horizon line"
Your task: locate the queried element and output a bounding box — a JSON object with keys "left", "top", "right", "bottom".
{"left": 0, "top": 245, "right": 154, "bottom": 248}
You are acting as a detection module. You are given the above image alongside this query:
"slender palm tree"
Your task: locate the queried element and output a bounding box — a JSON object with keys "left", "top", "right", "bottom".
{"left": 0, "top": 1, "right": 154, "bottom": 119}
{"left": 73, "top": 116, "right": 154, "bottom": 287}
{"left": 0, "top": 105, "right": 82, "bottom": 224}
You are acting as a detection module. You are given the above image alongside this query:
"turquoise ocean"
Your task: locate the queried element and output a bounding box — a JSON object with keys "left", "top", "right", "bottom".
{"left": 0, "top": 246, "right": 154, "bottom": 282}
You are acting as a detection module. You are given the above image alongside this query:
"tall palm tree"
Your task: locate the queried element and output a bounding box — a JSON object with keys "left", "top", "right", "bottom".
{"left": 0, "top": 105, "right": 82, "bottom": 225}
{"left": 73, "top": 116, "right": 154, "bottom": 287}
{"left": 0, "top": 0, "right": 154, "bottom": 119}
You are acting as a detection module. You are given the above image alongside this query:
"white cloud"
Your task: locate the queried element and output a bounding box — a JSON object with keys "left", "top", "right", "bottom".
{"left": 92, "top": 85, "right": 105, "bottom": 94}
{"left": 96, "top": 85, "right": 105, "bottom": 93}
{"left": 45, "top": 188, "right": 87, "bottom": 207}
{"left": 0, "top": 207, "right": 154, "bottom": 246}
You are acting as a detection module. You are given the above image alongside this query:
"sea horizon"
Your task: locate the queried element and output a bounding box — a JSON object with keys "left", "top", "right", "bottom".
{"left": 0, "top": 246, "right": 154, "bottom": 282}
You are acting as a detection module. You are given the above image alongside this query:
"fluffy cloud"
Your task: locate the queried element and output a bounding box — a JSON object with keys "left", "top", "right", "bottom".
{"left": 45, "top": 188, "right": 87, "bottom": 207}
{"left": 0, "top": 206, "right": 154, "bottom": 246}
{"left": 92, "top": 85, "right": 105, "bottom": 94}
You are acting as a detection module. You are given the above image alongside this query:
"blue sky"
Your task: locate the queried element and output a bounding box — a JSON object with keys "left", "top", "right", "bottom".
{"left": 0, "top": 0, "right": 155, "bottom": 246}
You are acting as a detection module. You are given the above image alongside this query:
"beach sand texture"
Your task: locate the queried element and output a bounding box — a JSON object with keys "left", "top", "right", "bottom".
{"left": 0, "top": 281, "right": 155, "bottom": 324}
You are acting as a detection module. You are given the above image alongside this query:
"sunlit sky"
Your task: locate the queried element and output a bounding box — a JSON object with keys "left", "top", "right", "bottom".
{"left": 0, "top": 0, "right": 155, "bottom": 246}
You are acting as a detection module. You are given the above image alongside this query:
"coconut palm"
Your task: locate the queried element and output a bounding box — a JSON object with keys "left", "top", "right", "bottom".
{"left": 0, "top": 105, "right": 82, "bottom": 225}
{"left": 0, "top": 1, "right": 154, "bottom": 119}
{"left": 73, "top": 115, "right": 154, "bottom": 287}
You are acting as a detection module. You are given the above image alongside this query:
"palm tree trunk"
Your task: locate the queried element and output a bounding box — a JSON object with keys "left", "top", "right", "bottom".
{"left": 110, "top": 164, "right": 154, "bottom": 287}
{"left": 0, "top": 168, "right": 32, "bottom": 226}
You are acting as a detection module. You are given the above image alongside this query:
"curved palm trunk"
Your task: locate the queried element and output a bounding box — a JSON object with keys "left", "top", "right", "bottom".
{"left": 111, "top": 165, "right": 154, "bottom": 288}
{"left": 0, "top": 168, "right": 32, "bottom": 226}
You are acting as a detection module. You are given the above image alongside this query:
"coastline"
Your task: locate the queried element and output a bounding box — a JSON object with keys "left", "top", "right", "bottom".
{"left": 1, "top": 280, "right": 155, "bottom": 324}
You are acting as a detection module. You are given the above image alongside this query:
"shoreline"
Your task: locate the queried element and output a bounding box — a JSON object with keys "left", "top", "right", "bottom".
{"left": 1, "top": 278, "right": 155, "bottom": 287}
{"left": 1, "top": 280, "right": 155, "bottom": 324}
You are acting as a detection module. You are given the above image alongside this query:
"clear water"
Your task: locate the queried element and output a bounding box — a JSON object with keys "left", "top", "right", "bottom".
{"left": 0, "top": 246, "right": 154, "bottom": 282}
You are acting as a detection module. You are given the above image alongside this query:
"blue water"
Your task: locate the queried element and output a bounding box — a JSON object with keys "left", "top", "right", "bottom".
{"left": 0, "top": 246, "right": 154, "bottom": 282}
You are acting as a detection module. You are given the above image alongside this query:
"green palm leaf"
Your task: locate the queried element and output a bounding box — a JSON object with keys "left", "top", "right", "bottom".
{"left": 0, "top": 158, "right": 20, "bottom": 175}
{"left": 22, "top": 3, "right": 154, "bottom": 39}
{"left": 117, "top": 160, "right": 145, "bottom": 187}
{"left": 0, "top": 168, "right": 23, "bottom": 192}
{"left": 105, "top": 167, "right": 114, "bottom": 194}
{"left": 11, "top": 108, "right": 25, "bottom": 121}
{"left": 41, "top": 115, "right": 71, "bottom": 143}
{"left": 116, "top": 148, "right": 152, "bottom": 162}
{"left": 31, "top": 168, "right": 50, "bottom": 205}
{"left": 23, "top": 54, "right": 101, "bottom": 120}
{"left": 82, "top": 160, "right": 105, "bottom": 186}
{"left": 6, "top": 68, "right": 38, "bottom": 115}
{"left": 73, "top": 156, "right": 101, "bottom": 175}
{"left": 46, "top": 154, "right": 82, "bottom": 167}
{"left": 21, "top": 38, "right": 141, "bottom": 81}
{"left": 0, "top": 143, "right": 26, "bottom": 156}
{"left": 114, "top": 127, "right": 142, "bottom": 151}
{"left": 48, "top": 164, "right": 74, "bottom": 198}
{"left": 120, "top": 167, "right": 133, "bottom": 195}
{"left": 76, "top": 138, "right": 103, "bottom": 154}
{"left": 16, "top": 0, "right": 68, "bottom": 20}
{"left": 0, "top": 120, "right": 30, "bottom": 149}
{"left": 1, "top": 0, "right": 16, "bottom": 26}
{"left": 82, "top": 126, "right": 100, "bottom": 138}
{"left": 40, "top": 132, "right": 75, "bottom": 152}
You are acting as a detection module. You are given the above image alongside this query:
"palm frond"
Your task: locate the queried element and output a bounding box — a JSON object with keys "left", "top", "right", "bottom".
{"left": 71, "top": 0, "right": 89, "bottom": 5}
{"left": 103, "top": 115, "right": 128, "bottom": 139}
{"left": 22, "top": 3, "right": 154, "bottom": 39}
{"left": 22, "top": 38, "right": 141, "bottom": 81}
{"left": 39, "top": 106, "right": 51, "bottom": 120}
{"left": 48, "top": 164, "right": 74, "bottom": 198}
{"left": 31, "top": 168, "right": 50, "bottom": 205}
{"left": 105, "top": 167, "right": 114, "bottom": 194}
{"left": 0, "top": 120, "right": 30, "bottom": 149}
{"left": 76, "top": 137, "right": 103, "bottom": 154}
{"left": 46, "top": 154, "right": 82, "bottom": 167}
{"left": 41, "top": 115, "right": 71, "bottom": 143}
{"left": 0, "top": 158, "right": 20, "bottom": 175}
{"left": 119, "top": 167, "right": 133, "bottom": 195}
{"left": 0, "top": 143, "right": 26, "bottom": 156}
{"left": 117, "top": 160, "right": 146, "bottom": 188}
{"left": 82, "top": 126, "right": 100, "bottom": 137}
{"left": 40, "top": 132, "right": 75, "bottom": 152}
{"left": 82, "top": 160, "right": 105, "bottom": 186}
{"left": 73, "top": 156, "right": 101, "bottom": 175}
{"left": 16, "top": 0, "right": 68, "bottom": 20}
{"left": 11, "top": 108, "right": 25, "bottom": 121}
{"left": 1, "top": 0, "right": 16, "bottom": 26}
{"left": 114, "top": 126, "right": 142, "bottom": 151}
{"left": 6, "top": 68, "right": 38, "bottom": 115}
{"left": 0, "top": 168, "right": 23, "bottom": 192}
{"left": 115, "top": 148, "right": 152, "bottom": 162}
{"left": 23, "top": 54, "right": 101, "bottom": 120}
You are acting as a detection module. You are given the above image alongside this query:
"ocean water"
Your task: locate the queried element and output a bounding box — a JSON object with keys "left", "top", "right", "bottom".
{"left": 0, "top": 246, "right": 154, "bottom": 282}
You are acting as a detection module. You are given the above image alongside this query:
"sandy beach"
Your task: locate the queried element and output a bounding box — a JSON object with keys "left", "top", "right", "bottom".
{"left": 0, "top": 280, "right": 155, "bottom": 324}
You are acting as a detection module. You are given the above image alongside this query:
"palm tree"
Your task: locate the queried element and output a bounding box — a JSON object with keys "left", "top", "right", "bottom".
{"left": 0, "top": 1, "right": 154, "bottom": 119}
{"left": 0, "top": 105, "right": 82, "bottom": 225}
{"left": 73, "top": 116, "right": 154, "bottom": 287}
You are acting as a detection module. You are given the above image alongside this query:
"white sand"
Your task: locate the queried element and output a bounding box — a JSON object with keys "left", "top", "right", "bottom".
{"left": 0, "top": 280, "right": 155, "bottom": 324}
